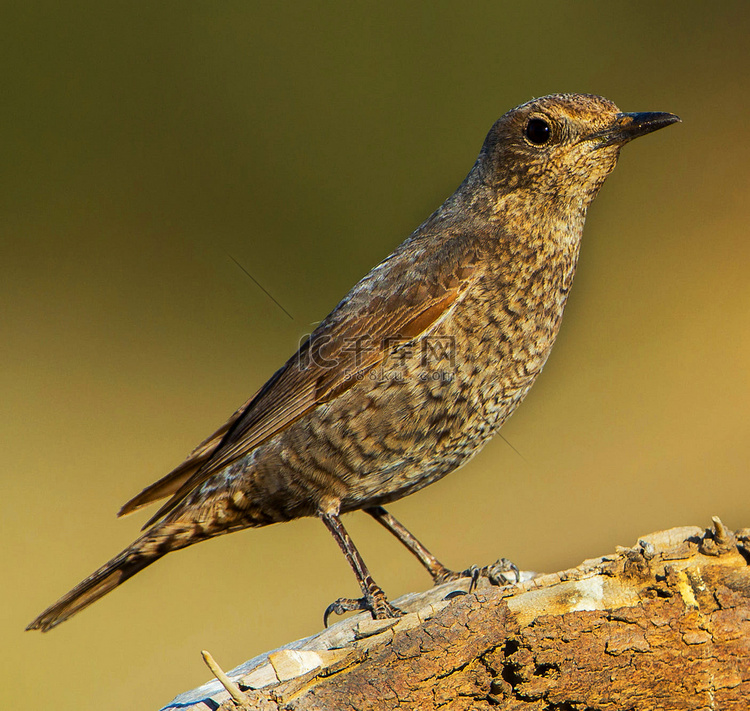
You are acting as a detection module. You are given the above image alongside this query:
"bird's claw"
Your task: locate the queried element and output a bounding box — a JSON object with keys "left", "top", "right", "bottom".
{"left": 437, "top": 557, "right": 520, "bottom": 592}
{"left": 323, "top": 592, "right": 403, "bottom": 628}
{"left": 483, "top": 557, "right": 521, "bottom": 586}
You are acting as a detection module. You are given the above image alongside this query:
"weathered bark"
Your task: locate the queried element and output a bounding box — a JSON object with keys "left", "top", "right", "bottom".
{"left": 164, "top": 519, "right": 750, "bottom": 711}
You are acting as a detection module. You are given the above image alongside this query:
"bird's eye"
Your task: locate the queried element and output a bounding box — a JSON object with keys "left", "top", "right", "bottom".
{"left": 525, "top": 118, "right": 551, "bottom": 145}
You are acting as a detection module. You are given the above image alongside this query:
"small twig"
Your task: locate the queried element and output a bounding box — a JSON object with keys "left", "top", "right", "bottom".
{"left": 712, "top": 515, "right": 729, "bottom": 544}
{"left": 201, "top": 649, "right": 250, "bottom": 708}
{"left": 498, "top": 433, "right": 527, "bottom": 462}
{"left": 227, "top": 252, "right": 295, "bottom": 320}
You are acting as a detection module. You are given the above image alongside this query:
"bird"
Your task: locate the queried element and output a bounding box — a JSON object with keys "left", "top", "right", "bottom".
{"left": 27, "top": 93, "right": 679, "bottom": 632}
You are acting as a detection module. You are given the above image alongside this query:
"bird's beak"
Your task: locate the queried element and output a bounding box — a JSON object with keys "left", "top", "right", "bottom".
{"left": 593, "top": 111, "right": 681, "bottom": 147}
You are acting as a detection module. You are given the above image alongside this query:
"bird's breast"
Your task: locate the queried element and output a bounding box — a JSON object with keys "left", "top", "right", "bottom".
{"left": 222, "top": 244, "right": 581, "bottom": 516}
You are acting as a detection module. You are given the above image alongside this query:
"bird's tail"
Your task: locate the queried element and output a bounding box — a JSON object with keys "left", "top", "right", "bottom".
{"left": 26, "top": 521, "right": 205, "bottom": 632}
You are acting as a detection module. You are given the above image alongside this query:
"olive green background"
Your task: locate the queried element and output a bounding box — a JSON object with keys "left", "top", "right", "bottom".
{"left": 3, "top": 3, "right": 749, "bottom": 708}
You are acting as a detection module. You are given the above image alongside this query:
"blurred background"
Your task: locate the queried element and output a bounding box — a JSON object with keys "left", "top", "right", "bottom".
{"left": 3, "top": 2, "right": 749, "bottom": 708}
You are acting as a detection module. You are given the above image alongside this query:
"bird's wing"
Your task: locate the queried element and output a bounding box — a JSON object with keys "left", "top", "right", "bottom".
{"left": 122, "top": 244, "right": 479, "bottom": 529}
{"left": 117, "top": 394, "right": 258, "bottom": 517}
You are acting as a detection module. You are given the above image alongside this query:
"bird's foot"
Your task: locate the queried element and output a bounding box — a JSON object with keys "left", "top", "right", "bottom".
{"left": 434, "top": 558, "right": 520, "bottom": 589}
{"left": 323, "top": 587, "right": 403, "bottom": 628}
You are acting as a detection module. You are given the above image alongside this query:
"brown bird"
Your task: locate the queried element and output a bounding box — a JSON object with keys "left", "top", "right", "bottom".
{"left": 27, "top": 94, "right": 679, "bottom": 632}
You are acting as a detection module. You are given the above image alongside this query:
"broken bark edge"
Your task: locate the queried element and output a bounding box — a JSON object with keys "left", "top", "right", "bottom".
{"left": 165, "top": 518, "right": 750, "bottom": 711}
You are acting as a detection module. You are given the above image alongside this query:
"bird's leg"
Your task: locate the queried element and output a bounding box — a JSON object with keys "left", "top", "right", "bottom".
{"left": 321, "top": 512, "right": 403, "bottom": 627}
{"left": 365, "top": 505, "right": 455, "bottom": 584}
{"left": 366, "top": 505, "right": 520, "bottom": 586}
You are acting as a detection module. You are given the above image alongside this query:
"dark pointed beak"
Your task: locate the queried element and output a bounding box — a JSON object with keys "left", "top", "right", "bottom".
{"left": 594, "top": 111, "right": 681, "bottom": 147}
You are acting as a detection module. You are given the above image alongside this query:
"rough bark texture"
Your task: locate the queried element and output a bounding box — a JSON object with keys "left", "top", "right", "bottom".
{"left": 164, "top": 520, "right": 750, "bottom": 711}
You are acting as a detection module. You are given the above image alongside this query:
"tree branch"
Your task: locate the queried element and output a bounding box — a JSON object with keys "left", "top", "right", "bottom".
{"left": 164, "top": 518, "right": 750, "bottom": 710}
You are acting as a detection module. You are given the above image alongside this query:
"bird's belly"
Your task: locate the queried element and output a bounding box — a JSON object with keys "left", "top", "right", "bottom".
{"left": 222, "top": 300, "right": 553, "bottom": 522}
{"left": 313, "top": 351, "right": 535, "bottom": 510}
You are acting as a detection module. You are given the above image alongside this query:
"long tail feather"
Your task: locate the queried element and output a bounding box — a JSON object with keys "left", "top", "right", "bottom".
{"left": 26, "top": 522, "right": 200, "bottom": 632}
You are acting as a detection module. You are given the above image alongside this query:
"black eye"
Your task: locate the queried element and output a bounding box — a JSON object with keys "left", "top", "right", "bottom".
{"left": 525, "top": 118, "right": 551, "bottom": 145}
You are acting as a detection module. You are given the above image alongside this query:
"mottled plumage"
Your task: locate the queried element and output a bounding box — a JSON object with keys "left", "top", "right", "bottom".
{"left": 28, "top": 93, "right": 678, "bottom": 632}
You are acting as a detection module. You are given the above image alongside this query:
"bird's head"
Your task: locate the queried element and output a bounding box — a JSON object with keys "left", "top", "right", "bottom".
{"left": 477, "top": 93, "right": 679, "bottom": 219}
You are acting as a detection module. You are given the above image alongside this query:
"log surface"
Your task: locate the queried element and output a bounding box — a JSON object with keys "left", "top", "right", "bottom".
{"left": 163, "top": 520, "right": 750, "bottom": 710}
